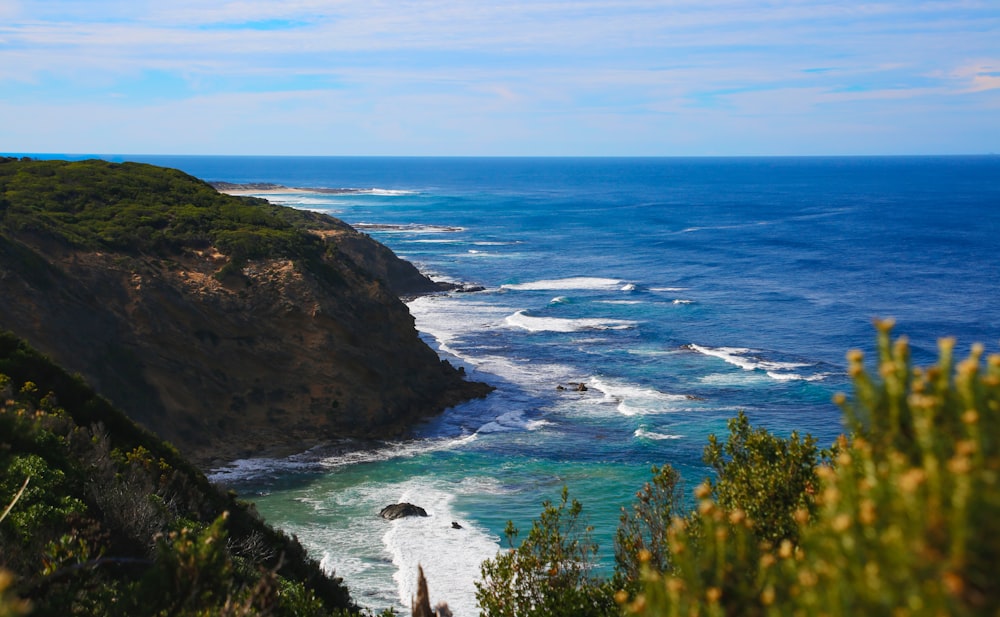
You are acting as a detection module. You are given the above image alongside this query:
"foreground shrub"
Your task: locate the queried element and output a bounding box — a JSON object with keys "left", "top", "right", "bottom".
{"left": 476, "top": 487, "right": 617, "bottom": 617}
{"left": 0, "top": 334, "right": 356, "bottom": 616}
{"left": 623, "top": 321, "right": 1000, "bottom": 616}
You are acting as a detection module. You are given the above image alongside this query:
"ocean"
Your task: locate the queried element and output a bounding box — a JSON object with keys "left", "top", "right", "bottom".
{"left": 36, "top": 155, "right": 1000, "bottom": 614}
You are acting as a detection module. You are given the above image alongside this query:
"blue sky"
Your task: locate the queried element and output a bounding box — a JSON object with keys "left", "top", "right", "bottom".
{"left": 2, "top": 0, "right": 998, "bottom": 156}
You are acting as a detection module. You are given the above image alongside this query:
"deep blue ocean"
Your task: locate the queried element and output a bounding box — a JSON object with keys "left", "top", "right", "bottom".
{"left": 29, "top": 154, "right": 1000, "bottom": 614}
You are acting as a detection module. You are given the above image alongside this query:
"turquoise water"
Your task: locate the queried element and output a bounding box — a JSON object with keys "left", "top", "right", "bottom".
{"left": 52, "top": 155, "right": 1000, "bottom": 614}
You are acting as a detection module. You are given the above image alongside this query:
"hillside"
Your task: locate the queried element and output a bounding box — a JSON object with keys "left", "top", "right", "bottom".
{"left": 0, "top": 331, "right": 357, "bottom": 616}
{"left": 0, "top": 157, "right": 491, "bottom": 466}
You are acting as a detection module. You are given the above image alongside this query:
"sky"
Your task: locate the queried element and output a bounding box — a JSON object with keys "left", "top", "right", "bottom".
{"left": 1, "top": 0, "right": 999, "bottom": 156}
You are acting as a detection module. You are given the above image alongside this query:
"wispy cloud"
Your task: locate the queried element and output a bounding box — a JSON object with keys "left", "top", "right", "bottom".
{"left": 2, "top": 0, "right": 998, "bottom": 154}
{"left": 947, "top": 62, "right": 1000, "bottom": 93}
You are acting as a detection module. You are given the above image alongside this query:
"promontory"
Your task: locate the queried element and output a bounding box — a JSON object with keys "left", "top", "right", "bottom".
{"left": 0, "top": 157, "right": 491, "bottom": 467}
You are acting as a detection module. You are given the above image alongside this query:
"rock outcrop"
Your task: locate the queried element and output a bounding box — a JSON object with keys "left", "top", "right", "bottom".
{"left": 379, "top": 503, "right": 429, "bottom": 520}
{"left": 0, "top": 158, "right": 492, "bottom": 467}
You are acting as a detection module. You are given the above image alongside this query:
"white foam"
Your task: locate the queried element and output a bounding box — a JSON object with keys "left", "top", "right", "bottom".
{"left": 267, "top": 197, "right": 342, "bottom": 210}
{"left": 317, "top": 435, "right": 478, "bottom": 470}
{"left": 687, "top": 344, "right": 825, "bottom": 382}
{"left": 384, "top": 482, "right": 501, "bottom": 617}
{"left": 406, "top": 295, "right": 514, "bottom": 368}
{"left": 688, "top": 344, "right": 758, "bottom": 370}
{"left": 367, "top": 188, "right": 417, "bottom": 196}
{"left": 501, "top": 277, "right": 625, "bottom": 291}
{"left": 621, "top": 283, "right": 637, "bottom": 292}
{"left": 700, "top": 372, "right": 770, "bottom": 386}
{"left": 504, "top": 310, "right": 637, "bottom": 333}
{"left": 354, "top": 222, "right": 466, "bottom": 234}
{"left": 588, "top": 376, "right": 692, "bottom": 416}
{"left": 207, "top": 453, "right": 320, "bottom": 484}
{"left": 634, "top": 429, "right": 684, "bottom": 440}
{"left": 207, "top": 434, "right": 484, "bottom": 485}
{"left": 477, "top": 409, "right": 533, "bottom": 433}
{"left": 260, "top": 186, "right": 417, "bottom": 197}
{"left": 455, "top": 250, "right": 510, "bottom": 259}
{"left": 766, "top": 371, "right": 830, "bottom": 382}
{"left": 672, "top": 299, "right": 695, "bottom": 305}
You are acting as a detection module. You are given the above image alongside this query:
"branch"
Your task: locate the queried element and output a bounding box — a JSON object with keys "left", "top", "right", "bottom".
{"left": 0, "top": 476, "right": 30, "bottom": 524}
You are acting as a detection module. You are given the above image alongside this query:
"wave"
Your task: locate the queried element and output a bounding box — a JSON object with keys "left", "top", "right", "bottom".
{"left": 353, "top": 222, "right": 466, "bottom": 234}
{"left": 501, "top": 277, "right": 626, "bottom": 291}
{"left": 700, "top": 372, "right": 770, "bottom": 386}
{"left": 457, "top": 250, "right": 512, "bottom": 258}
{"left": 291, "top": 186, "right": 419, "bottom": 196}
{"left": 476, "top": 409, "right": 549, "bottom": 433}
{"left": 207, "top": 434, "right": 480, "bottom": 485}
{"left": 634, "top": 428, "right": 684, "bottom": 441}
{"left": 686, "top": 344, "right": 827, "bottom": 382}
{"left": 207, "top": 453, "right": 322, "bottom": 484}
{"left": 504, "top": 310, "right": 637, "bottom": 332}
{"left": 765, "top": 371, "right": 829, "bottom": 382}
{"left": 588, "top": 376, "right": 693, "bottom": 416}
{"left": 366, "top": 188, "right": 416, "bottom": 196}
{"left": 405, "top": 238, "right": 464, "bottom": 244}
{"left": 318, "top": 435, "right": 479, "bottom": 470}
{"left": 384, "top": 482, "right": 501, "bottom": 617}
{"left": 672, "top": 299, "right": 695, "bottom": 305}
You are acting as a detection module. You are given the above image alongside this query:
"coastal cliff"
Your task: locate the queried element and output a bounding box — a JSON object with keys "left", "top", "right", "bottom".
{"left": 0, "top": 157, "right": 490, "bottom": 466}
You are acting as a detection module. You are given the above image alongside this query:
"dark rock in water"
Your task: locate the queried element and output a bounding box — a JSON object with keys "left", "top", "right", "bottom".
{"left": 380, "top": 503, "right": 429, "bottom": 520}
{"left": 456, "top": 285, "right": 486, "bottom": 293}
{"left": 451, "top": 521, "right": 463, "bottom": 529}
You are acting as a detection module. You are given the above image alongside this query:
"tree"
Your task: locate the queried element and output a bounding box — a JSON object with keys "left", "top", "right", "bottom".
{"left": 476, "top": 486, "right": 617, "bottom": 617}
{"left": 613, "top": 465, "right": 681, "bottom": 589}
{"left": 703, "top": 410, "right": 822, "bottom": 546}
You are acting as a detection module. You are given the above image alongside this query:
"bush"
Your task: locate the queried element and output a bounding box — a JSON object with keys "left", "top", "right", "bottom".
{"left": 703, "top": 410, "right": 823, "bottom": 546}
{"left": 0, "top": 336, "right": 357, "bottom": 616}
{"left": 622, "top": 321, "right": 1000, "bottom": 616}
{"left": 476, "top": 486, "right": 617, "bottom": 617}
{"left": 613, "top": 465, "right": 681, "bottom": 590}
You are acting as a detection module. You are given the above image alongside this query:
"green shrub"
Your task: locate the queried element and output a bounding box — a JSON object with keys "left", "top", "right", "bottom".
{"left": 703, "top": 410, "right": 823, "bottom": 546}
{"left": 622, "top": 321, "right": 1000, "bottom": 616}
{"left": 0, "top": 159, "right": 331, "bottom": 266}
{"left": 476, "top": 486, "right": 618, "bottom": 617}
{"left": 613, "top": 465, "right": 681, "bottom": 590}
{"left": 0, "top": 335, "right": 357, "bottom": 616}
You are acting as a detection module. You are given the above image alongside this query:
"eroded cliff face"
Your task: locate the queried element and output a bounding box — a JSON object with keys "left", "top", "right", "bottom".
{"left": 0, "top": 227, "right": 489, "bottom": 467}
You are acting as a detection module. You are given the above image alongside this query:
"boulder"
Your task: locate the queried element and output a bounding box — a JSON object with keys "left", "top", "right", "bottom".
{"left": 380, "top": 503, "right": 429, "bottom": 520}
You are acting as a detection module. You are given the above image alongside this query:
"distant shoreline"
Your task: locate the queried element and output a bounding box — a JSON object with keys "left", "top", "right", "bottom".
{"left": 210, "top": 181, "right": 373, "bottom": 195}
